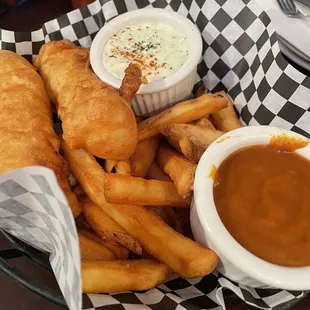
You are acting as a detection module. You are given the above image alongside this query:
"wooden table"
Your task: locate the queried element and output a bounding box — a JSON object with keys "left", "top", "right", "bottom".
{"left": 0, "top": 0, "right": 308, "bottom": 309}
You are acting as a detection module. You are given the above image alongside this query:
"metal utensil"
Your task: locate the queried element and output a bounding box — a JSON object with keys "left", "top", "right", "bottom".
{"left": 277, "top": 0, "right": 304, "bottom": 17}
{"left": 295, "top": 0, "right": 310, "bottom": 9}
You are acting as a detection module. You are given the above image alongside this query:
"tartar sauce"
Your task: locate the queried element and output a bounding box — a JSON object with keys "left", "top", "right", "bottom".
{"left": 102, "top": 22, "right": 189, "bottom": 82}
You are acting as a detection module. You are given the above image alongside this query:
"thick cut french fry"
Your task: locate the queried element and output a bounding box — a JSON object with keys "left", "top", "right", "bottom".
{"left": 104, "top": 173, "right": 189, "bottom": 207}
{"left": 61, "top": 139, "right": 134, "bottom": 256}
{"left": 78, "top": 231, "right": 116, "bottom": 261}
{"left": 97, "top": 201, "right": 218, "bottom": 279}
{"left": 130, "top": 136, "right": 160, "bottom": 178}
{"left": 192, "top": 117, "right": 215, "bottom": 129}
{"left": 146, "top": 206, "right": 178, "bottom": 230}
{"left": 211, "top": 91, "right": 243, "bottom": 132}
{"left": 159, "top": 128, "right": 182, "bottom": 153}
{"left": 146, "top": 162, "right": 172, "bottom": 182}
{"left": 179, "top": 138, "right": 205, "bottom": 164}
{"left": 78, "top": 228, "right": 129, "bottom": 260}
{"left": 160, "top": 124, "right": 224, "bottom": 163}
{"left": 82, "top": 259, "right": 173, "bottom": 293}
{"left": 61, "top": 139, "right": 107, "bottom": 206}
{"left": 138, "top": 93, "right": 228, "bottom": 141}
{"left": 61, "top": 139, "right": 217, "bottom": 278}
{"left": 160, "top": 124, "right": 224, "bottom": 150}
{"left": 104, "top": 160, "right": 132, "bottom": 175}
{"left": 156, "top": 143, "right": 197, "bottom": 198}
{"left": 116, "top": 161, "right": 132, "bottom": 175}
{"left": 104, "top": 159, "right": 117, "bottom": 173}
{"left": 82, "top": 198, "right": 142, "bottom": 255}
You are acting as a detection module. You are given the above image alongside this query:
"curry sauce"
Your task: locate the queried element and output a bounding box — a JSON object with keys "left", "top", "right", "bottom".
{"left": 214, "top": 145, "right": 310, "bottom": 267}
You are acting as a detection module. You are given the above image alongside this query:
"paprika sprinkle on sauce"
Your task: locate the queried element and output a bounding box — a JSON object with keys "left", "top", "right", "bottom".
{"left": 102, "top": 22, "right": 189, "bottom": 82}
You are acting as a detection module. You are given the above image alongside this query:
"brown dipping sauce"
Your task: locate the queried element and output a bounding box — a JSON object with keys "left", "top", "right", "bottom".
{"left": 214, "top": 145, "right": 310, "bottom": 267}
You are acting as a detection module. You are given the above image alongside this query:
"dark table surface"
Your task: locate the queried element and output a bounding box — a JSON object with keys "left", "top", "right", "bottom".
{"left": 0, "top": 0, "right": 309, "bottom": 309}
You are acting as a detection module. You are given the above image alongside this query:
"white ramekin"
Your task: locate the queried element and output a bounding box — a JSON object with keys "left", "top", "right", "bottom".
{"left": 90, "top": 8, "right": 202, "bottom": 117}
{"left": 191, "top": 126, "right": 310, "bottom": 290}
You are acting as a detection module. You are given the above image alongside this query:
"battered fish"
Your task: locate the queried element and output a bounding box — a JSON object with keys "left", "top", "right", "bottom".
{"left": 0, "top": 50, "right": 81, "bottom": 218}
{"left": 34, "top": 40, "right": 141, "bottom": 160}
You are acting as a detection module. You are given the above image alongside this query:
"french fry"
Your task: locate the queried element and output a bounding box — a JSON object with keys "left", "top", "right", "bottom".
{"left": 192, "top": 117, "right": 215, "bottom": 129}
{"left": 156, "top": 143, "right": 197, "bottom": 198}
{"left": 138, "top": 93, "right": 228, "bottom": 141}
{"left": 104, "top": 160, "right": 132, "bottom": 175}
{"left": 159, "top": 127, "right": 182, "bottom": 153}
{"left": 160, "top": 124, "right": 224, "bottom": 163}
{"left": 78, "top": 231, "right": 116, "bottom": 261}
{"left": 104, "top": 159, "right": 117, "bottom": 173}
{"left": 62, "top": 139, "right": 217, "bottom": 278}
{"left": 62, "top": 138, "right": 138, "bottom": 255}
{"left": 61, "top": 139, "right": 107, "bottom": 206}
{"left": 130, "top": 136, "right": 160, "bottom": 178}
{"left": 82, "top": 197, "right": 142, "bottom": 255}
{"left": 146, "top": 162, "right": 172, "bottom": 182}
{"left": 211, "top": 91, "right": 243, "bottom": 132}
{"left": 104, "top": 173, "right": 189, "bottom": 207}
{"left": 82, "top": 259, "right": 173, "bottom": 293}
{"left": 146, "top": 206, "right": 178, "bottom": 230}
{"left": 179, "top": 138, "right": 205, "bottom": 164}
{"left": 97, "top": 201, "right": 218, "bottom": 278}
{"left": 160, "top": 124, "right": 224, "bottom": 150}
{"left": 78, "top": 228, "right": 129, "bottom": 260}
{"left": 115, "top": 161, "right": 132, "bottom": 175}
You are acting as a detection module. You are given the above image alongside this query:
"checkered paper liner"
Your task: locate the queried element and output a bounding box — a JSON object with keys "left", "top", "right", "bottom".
{"left": 0, "top": 0, "right": 309, "bottom": 309}
{"left": 0, "top": 167, "right": 81, "bottom": 310}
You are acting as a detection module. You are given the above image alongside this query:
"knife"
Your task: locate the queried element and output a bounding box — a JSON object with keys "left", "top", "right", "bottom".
{"left": 295, "top": 0, "right": 310, "bottom": 9}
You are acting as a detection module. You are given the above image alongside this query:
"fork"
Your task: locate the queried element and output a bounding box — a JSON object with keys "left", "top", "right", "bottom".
{"left": 277, "top": 0, "right": 308, "bottom": 18}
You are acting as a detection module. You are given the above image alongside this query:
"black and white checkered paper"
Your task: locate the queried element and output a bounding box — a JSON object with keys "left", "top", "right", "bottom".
{"left": 0, "top": 0, "right": 309, "bottom": 309}
{"left": 0, "top": 167, "right": 81, "bottom": 310}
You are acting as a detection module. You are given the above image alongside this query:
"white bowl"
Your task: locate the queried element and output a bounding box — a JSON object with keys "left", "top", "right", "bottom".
{"left": 90, "top": 8, "right": 202, "bottom": 117}
{"left": 191, "top": 126, "right": 310, "bottom": 290}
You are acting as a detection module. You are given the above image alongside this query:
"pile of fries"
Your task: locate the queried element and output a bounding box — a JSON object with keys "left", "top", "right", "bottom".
{"left": 62, "top": 89, "right": 243, "bottom": 293}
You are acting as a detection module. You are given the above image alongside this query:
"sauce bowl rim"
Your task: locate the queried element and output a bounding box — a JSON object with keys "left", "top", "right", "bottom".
{"left": 194, "top": 125, "right": 310, "bottom": 290}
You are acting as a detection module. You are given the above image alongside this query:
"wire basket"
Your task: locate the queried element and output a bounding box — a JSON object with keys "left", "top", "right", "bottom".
{"left": 0, "top": 229, "right": 68, "bottom": 308}
{"left": 0, "top": 229, "right": 243, "bottom": 309}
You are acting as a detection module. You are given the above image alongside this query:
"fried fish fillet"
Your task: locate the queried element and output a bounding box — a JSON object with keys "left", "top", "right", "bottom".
{"left": 34, "top": 40, "right": 141, "bottom": 160}
{"left": 0, "top": 50, "right": 81, "bottom": 218}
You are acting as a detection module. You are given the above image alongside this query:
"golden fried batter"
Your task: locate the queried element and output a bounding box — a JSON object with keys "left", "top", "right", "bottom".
{"left": 0, "top": 50, "right": 81, "bottom": 218}
{"left": 119, "top": 64, "right": 142, "bottom": 105}
{"left": 34, "top": 40, "right": 140, "bottom": 160}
